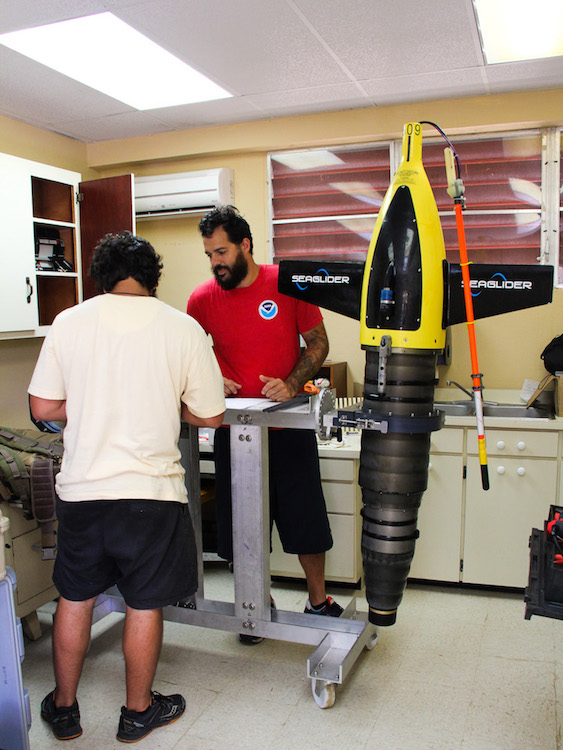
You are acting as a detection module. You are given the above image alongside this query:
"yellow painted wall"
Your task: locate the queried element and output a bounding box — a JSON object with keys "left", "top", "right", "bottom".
{"left": 92, "top": 89, "right": 563, "bottom": 398}
{"left": 0, "top": 113, "right": 89, "bottom": 172}
{"left": 2, "top": 90, "right": 562, "bottom": 427}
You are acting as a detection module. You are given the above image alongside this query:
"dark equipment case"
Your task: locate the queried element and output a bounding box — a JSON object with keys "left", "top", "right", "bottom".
{"left": 525, "top": 505, "right": 563, "bottom": 621}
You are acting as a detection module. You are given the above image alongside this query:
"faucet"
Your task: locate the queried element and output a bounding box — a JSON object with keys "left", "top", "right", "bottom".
{"left": 446, "top": 380, "right": 498, "bottom": 406}
{"left": 446, "top": 381, "right": 472, "bottom": 399}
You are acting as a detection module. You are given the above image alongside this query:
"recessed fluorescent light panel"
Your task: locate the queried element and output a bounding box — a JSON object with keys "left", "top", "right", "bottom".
{"left": 473, "top": 0, "right": 563, "bottom": 64}
{"left": 0, "top": 12, "right": 232, "bottom": 110}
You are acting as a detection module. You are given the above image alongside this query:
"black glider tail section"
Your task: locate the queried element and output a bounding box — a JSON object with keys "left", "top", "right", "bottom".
{"left": 446, "top": 264, "right": 554, "bottom": 325}
{"left": 278, "top": 260, "right": 364, "bottom": 320}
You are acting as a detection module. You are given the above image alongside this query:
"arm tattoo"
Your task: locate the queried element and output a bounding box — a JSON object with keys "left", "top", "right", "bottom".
{"left": 285, "top": 323, "right": 329, "bottom": 395}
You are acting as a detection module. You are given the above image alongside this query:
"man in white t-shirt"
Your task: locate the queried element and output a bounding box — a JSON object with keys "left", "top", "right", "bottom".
{"left": 28, "top": 231, "right": 225, "bottom": 744}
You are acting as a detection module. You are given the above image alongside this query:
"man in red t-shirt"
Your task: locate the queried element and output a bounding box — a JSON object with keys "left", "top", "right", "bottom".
{"left": 187, "top": 205, "right": 343, "bottom": 640}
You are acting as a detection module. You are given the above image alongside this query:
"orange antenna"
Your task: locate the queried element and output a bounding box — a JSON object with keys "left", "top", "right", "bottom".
{"left": 444, "top": 145, "right": 489, "bottom": 491}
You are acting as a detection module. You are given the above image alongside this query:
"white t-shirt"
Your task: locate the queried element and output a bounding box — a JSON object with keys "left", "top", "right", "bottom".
{"left": 28, "top": 294, "right": 225, "bottom": 502}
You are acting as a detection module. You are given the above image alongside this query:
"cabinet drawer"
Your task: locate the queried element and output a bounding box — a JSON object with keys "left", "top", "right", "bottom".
{"left": 467, "top": 429, "right": 557, "bottom": 457}
{"left": 12, "top": 529, "right": 55, "bottom": 605}
{"left": 319, "top": 457, "right": 356, "bottom": 482}
{"left": 199, "top": 459, "right": 215, "bottom": 475}
{"left": 271, "top": 513, "right": 360, "bottom": 582}
{"left": 430, "top": 428, "right": 464, "bottom": 454}
{"left": 322, "top": 480, "right": 358, "bottom": 514}
{"left": 0, "top": 502, "right": 38, "bottom": 538}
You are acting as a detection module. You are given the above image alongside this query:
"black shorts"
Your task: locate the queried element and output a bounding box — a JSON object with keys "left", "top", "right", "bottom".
{"left": 214, "top": 427, "right": 333, "bottom": 560}
{"left": 53, "top": 498, "right": 197, "bottom": 609}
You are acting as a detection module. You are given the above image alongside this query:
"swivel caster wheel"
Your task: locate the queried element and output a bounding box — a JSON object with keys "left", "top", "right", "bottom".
{"left": 311, "top": 678, "right": 336, "bottom": 708}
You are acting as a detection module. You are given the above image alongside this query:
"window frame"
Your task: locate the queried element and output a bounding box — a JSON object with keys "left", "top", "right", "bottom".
{"left": 268, "top": 126, "right": 562, "bottom": 287}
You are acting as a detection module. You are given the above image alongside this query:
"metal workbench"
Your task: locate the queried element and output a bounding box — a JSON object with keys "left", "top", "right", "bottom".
{"left": 93, "top": 395, "right": 377, "bottom": 708}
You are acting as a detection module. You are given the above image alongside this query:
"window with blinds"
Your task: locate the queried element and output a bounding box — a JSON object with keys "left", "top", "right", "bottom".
{"left": 269, "top": 129, "right": 560, "bottom": 283}
{"left": 423, "top": 134, "right": 542, "bottom": 265}
{"left": 269, "top": 144, "right": 391, "bottom": 262}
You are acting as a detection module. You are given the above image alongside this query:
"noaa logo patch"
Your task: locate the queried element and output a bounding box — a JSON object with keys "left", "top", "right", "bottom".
{"left": 259, "top": 300, "right": 278, "bottom": 320}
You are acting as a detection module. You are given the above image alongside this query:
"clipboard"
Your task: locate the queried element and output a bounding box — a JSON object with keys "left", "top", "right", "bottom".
{"left": 526, "top": 373, "right": 561, "bottom": 415}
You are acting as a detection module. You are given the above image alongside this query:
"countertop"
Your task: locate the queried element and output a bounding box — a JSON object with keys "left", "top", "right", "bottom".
{"left": 198, "top": 389, "right": 563, "bottom": 465}
{"left": 317, "top": 432, "right": 362, "bottom": 458}
{"left": 433, "top": 388, "right": 563, "bottom": 431}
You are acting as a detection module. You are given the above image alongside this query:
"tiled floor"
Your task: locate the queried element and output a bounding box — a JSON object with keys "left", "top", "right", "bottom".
{"left": 21, "top": 566, "right": 562, "bottom": 749}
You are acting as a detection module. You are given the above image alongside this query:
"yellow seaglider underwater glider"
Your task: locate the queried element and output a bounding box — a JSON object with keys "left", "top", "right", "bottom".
{"left": 278, "top": 122, "right": 553, "bottom": 625}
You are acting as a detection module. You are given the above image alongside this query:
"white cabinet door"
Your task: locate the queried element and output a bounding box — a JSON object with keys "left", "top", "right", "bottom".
{"left": 0, "top": 153, "right": 37, "bottom": 331}
{"left": 0, "top": 152, "right": 82, "bottom": 334}
{"left": 409, "top": 453, "right": 464, "bottom": 582}
{"left": 0, "top": 152, "right": 133, "bottom": 337}
{"left": 463, "top": 456, "right": 557, "bottom": 587}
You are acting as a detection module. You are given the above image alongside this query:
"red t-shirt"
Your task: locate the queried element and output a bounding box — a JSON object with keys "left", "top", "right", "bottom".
{"left": 187, "top": 265, "right": 323, "bottom": 398}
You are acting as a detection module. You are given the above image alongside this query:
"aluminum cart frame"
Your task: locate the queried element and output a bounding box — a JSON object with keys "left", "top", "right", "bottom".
{"left": 93, "top": 398, "right": 377, "bottom": 708}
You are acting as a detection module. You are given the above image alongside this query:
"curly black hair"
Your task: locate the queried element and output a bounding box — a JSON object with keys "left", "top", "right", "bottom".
{"left": 198, "top": 205, "right": 253, "bottom": 254}
{"left": 88, "top": 231, "right": 163, "bottom": 294}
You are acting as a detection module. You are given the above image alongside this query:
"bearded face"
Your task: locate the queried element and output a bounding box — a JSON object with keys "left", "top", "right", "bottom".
{"left": 213, "top": 246, "right": 249, "bottom": 290}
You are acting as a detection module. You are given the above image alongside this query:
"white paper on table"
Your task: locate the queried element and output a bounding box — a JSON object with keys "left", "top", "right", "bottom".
{"left": 224, "top": 397, "right": 310, "bottom": 413}
{"left": 225, "top": 397, "right": 272, "bottom": 410}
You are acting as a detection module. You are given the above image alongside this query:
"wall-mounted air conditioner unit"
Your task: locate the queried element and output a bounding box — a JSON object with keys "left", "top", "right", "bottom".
{"left": 135, "top": 168, "right": 233, "bottom": 220}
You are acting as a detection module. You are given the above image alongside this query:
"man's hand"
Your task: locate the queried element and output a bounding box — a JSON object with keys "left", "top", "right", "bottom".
{"left": 259, "top": 375, "right": 296, "bottom": 402}
{"left": 223, "top": 377, "right": 242, "bottom": 397}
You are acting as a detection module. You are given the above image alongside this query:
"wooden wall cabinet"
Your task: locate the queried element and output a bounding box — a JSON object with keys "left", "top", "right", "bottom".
{"left": 0, "top": 152, "right": 134, "bottom": 339}
{"left": 0, "top": 153, "right": 81, "bottom": 335}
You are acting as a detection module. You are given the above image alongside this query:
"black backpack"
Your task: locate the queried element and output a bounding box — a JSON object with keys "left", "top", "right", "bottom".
{"left": 541, "top": 335, "right": 563, "bottom": 375}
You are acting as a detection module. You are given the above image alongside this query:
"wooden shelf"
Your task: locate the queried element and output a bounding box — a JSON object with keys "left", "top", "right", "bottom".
{"left": 318, "top": 360, "right": 347, "bottom": 397}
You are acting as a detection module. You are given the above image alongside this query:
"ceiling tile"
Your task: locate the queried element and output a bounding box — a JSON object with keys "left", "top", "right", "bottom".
{"left": 248, "top": 82, "right": 373, "bottom": 116}
{"left": 149, "top": 97, "right": 266, "bottom": 129}
{"left": 292, "top": 0, "right": 483, "bottom": 78}
{"left": 0, "top": 46, "right": 134, "bottom": 123}
{"left": 484, "top": 58, "right": 563, "bottom": 94}
{"left": 0, "top": 0, "right": 107, "bottom": 32}
{"left": 114, "top": 0, "right": 351, "bottom": 94}
{"left": 362, "top": 67, "right": 489, "bottom": 106}
{"left": 0, "top": 0, "right": 559, "bottom": 143}
{"left": 47, "top": 111, "right": 174, "bottom": 142}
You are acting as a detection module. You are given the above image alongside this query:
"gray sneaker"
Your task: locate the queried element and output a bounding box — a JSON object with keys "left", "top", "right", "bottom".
{"left": 304, "top": 596, "right": 344, "bottom": 616}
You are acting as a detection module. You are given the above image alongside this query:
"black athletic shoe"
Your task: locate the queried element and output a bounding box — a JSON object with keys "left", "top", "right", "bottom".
{"left": 41, "top": 690, "right": 83, "bottom": 740}
{"left": 116, "top": 691, "right": 186, "bottom": 743}
{"left": 239, "top": 632, "right": 265, "bottom": 645}
{"left": 304, "top": 596, "right": 344, "bottom": 617}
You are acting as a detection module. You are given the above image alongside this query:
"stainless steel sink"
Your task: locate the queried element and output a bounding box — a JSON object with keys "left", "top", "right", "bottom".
{"left": 481, "top": 403, "right": 554, "bottom": 419}
{"left": 435, "top": 401, "right": 475, "bottom": 417}
{"left": 435, "top": 401, "right": 555, "bottom": 420}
